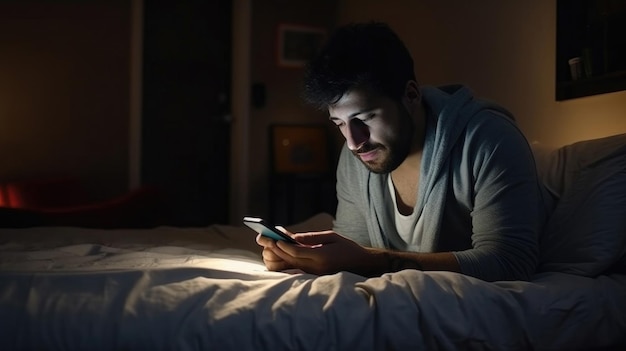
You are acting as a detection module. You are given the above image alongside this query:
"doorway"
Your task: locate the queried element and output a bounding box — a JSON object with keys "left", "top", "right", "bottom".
{"left": 141, "top": 0, "right": 232, "bottom": 226}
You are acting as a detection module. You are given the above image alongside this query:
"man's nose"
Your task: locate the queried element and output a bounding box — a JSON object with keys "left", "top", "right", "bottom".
{"left": 345, "top": 121, "right": 369, "bottom": 151}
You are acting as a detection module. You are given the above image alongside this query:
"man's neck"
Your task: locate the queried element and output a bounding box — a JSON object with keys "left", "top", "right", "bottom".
{"left": 397, "top": 103, "right": 427, "bottom": 172}
{"left": 390, "top": 153, "right": 421, "bottom": 214}
{"left": 389, "top": 104, "right": 427, "bottom": 214}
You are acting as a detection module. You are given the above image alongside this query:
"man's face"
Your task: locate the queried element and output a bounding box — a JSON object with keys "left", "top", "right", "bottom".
{"left": 328, "top": 88, "right": 415, "bottom": 173}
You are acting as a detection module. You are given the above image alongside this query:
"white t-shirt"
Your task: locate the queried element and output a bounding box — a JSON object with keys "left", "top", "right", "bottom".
{"left": 388, "top": 176, "right": 423, "bottom": 251}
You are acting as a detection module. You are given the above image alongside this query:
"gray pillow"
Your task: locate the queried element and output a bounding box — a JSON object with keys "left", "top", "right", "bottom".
{"left": 538, "top": 134, "right": 626, "bottom": 277}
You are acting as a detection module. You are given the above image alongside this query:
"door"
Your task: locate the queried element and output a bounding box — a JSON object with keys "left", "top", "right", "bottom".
{"left": 142, "top": 0, "right": 231, "bottom": 226}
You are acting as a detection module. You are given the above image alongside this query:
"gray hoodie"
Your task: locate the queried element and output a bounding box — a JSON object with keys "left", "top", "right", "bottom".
{"left": 333, "top": 85, "right": 545, "bottom": 281}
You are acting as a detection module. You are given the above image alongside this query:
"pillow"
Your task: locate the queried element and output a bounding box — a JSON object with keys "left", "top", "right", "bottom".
{"left": 538, "top": 134, "right": 626, "bottom": 277}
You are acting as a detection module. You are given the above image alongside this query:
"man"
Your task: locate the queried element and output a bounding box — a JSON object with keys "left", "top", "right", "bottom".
{"left": 257, "top": 22, "right": 547, "bottom": 282}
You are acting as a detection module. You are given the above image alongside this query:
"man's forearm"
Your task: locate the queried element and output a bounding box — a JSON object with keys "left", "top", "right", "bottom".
{"left": 358, "top": 248, "right": 461, "bottom": 277}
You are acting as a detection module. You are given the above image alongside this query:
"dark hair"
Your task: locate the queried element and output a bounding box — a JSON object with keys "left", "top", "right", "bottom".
{"left": 302, "top": 22, "right": 416, "bottom": 110}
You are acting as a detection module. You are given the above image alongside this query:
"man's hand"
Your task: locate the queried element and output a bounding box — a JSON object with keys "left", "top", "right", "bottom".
{"left": 257, "top": 229, "right": 377, "bottom": 275}
{"left": 255, "top": 226, "right": 297, "bottom": 272}
{"left": 256, "top": 228, "right": 461, "bottom": 276}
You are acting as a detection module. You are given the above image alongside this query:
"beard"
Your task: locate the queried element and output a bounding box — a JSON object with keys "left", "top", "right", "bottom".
{"left": 352, "top": 106, "right": 415, "bottom": 174}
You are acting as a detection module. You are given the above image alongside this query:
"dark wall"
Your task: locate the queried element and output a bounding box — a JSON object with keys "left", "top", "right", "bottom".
{"left": 0, "top": 1, "right": 131, "bottom": 201}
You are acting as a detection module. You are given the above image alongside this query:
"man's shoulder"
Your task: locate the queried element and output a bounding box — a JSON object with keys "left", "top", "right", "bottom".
{"left": 422, "top": 84, "right": 516, "bottom": 123}
{"left": 466, "top": 108, "right": 519, "bottom": 134}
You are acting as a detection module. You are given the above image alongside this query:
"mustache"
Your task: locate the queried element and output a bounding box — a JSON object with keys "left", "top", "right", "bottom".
{"left": 353, "top": 143, "right": 380, "bottom": 154}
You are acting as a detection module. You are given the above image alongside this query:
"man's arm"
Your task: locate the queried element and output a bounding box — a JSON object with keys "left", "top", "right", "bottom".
{"left": 451, "top": 114, "right": 543, "bottom": 281}
{"left": 265, "top": 231, "right": 461, "bottom": 277}
{"left": 363, "top": 248, "right": 460, "bottom": 277}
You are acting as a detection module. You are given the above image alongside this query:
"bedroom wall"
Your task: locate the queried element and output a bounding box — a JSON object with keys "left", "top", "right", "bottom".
{"left": 1, "top": 0, "right": 338, "bottom": 224}
{"left": 0, "top": 1, "right": 131, "bottom": 200}
{"left": 336, "top": 0, "right": 626, "bottom": 148}
{"left": 245, "top": 0, "right": 338, "bottom": 220}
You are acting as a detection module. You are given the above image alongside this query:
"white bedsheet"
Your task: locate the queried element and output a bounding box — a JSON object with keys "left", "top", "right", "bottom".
{"left": 1, "top": 220, "right": 625, "bottom": 351}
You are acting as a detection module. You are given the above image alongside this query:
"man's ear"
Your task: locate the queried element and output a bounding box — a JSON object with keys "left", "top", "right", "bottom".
{"left": 403, "top": 80, "right": 421, "bottom": 110}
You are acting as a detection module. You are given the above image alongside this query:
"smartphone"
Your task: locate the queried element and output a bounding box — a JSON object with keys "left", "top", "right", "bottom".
{"left": 243, "top": 216, "right": 298, "bottom": 244}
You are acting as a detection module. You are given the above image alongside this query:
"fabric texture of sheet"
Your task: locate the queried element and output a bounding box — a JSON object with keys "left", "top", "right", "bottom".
{"left": 1, "top": 213, "right": 626, "bottom": 350}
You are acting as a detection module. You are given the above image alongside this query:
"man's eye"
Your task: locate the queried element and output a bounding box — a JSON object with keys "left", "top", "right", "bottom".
{"left": 360, "top": 113, "right": 375, "bottom": 122}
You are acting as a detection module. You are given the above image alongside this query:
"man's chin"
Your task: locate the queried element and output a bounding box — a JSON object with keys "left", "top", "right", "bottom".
{"left": 352, "top": 148, "right": 396, "bottom": 173}
{"left": 361, "top": 159, "right": 392, "bottom": 174}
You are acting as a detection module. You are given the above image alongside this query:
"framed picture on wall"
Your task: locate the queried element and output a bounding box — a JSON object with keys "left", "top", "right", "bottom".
{"left": 277, "top": 24, "right": 326, "bottom": 68}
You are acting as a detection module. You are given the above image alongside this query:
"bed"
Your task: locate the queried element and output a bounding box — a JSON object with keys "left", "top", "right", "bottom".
{"left": 1, "top": 134, "right": 626, "bottom": 351}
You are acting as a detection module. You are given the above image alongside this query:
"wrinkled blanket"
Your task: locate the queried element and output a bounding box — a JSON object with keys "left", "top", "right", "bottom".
{"left": 1, "top": 223, "right": 625, "bottom": 351}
